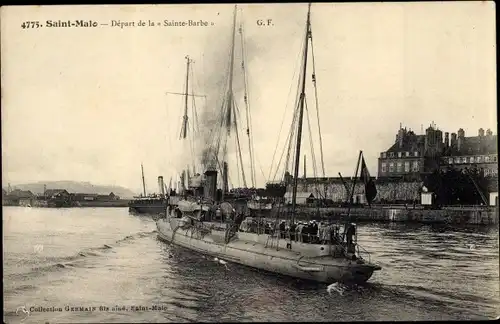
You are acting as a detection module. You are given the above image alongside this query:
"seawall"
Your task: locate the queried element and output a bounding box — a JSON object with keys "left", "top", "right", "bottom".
{"left": 282, "top": 206, "right": 499, "bottom": 225}
{"left": 75, "top": 200, "right": 130, "bottom": 208}
{"left": 19, "top": 199, "right": 130, "bottom": 208}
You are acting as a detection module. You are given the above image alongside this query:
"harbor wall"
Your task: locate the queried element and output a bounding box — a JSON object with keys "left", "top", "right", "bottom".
{"left": 76, "top": 200, "right": 129, "bottom": 207}
{"left": 294, "top": 180, "right": 422, "bottom": 203}
{"left": 6, "top": 199, "right": 130, "bottom": 208}
{"left": 286, "top": 206, "right": 499, "bottom": 225}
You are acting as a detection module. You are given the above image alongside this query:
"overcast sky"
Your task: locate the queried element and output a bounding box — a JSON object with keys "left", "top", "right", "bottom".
{"left": 1, "top": 2, "right": 496, "bottom": 194}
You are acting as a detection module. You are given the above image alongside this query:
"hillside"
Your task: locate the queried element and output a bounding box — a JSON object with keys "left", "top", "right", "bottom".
{"left": 5, "top": 181, "right": 137, "bottom": 199}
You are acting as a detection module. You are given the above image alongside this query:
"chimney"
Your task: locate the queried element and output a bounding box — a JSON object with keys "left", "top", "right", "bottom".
{"left": 303, "top": 155, "right": 307, "bottom": 179}
{"left": 158, "top": 176, "right": 165, "bottom": 196}
{"left": 222, "top": 162, "right": 229, "bottom": 194}
{"left": 186, "top": 167, "right": 191, "bottom": 188}
{"left": 478, "top": 128, "right": 485, "bottom": 137}
{"left": 180, "top": 170, "right": 186, "bottom": 193}
{"left": 444, "top": 132, "right": 450, "bottom": 148}
{"left": 204, "top": 169, "right": 218, "bottom": 201}
{"left": 457, "top": 128, "right": 465, "bottom": 152}
{"left": 450, "top": 133, "right": 457, "bottom": 149}
{"left": 398, "top": 128, "right": 405, "bottom": 148}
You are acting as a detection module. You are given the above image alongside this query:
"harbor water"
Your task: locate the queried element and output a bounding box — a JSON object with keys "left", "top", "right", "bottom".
{"left": 3, "top": 206, "right": 499, "bottom": 322}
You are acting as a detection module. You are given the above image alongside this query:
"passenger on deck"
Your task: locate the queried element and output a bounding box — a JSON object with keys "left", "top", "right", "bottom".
{"left": 290, "top": 222, "right": 297, "bottom": 241}
{"left": 264, "top": 223, "right": 271, "bottom": 234}
{"left": 311, "top": 221, "right": 319, "bottom": 243}
{"left": 346, "top": 223, "right": 356, "bottom": 253}
{"left": 279, "top": 221, "right": 286, "bottom": 239}
{"left": 318, "top": 222, "right": 326, "bottom": 244}
{"left": 296, "top": 222, "right": 304, "bottom": 242}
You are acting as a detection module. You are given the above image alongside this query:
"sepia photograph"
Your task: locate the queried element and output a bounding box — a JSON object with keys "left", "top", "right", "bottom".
{"left": 2, "top": 2, "right": 498, "bottom": 322}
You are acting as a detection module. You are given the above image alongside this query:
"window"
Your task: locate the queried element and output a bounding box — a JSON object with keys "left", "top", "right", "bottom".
{"left": 381, "top": 152, "right": 386, "bottom": 158}
{"left": 448, "top": 158, "right": 453, "bottom": 164}
{"left": 405, "top": 152, "right": 410, "bottom": 157}
{"left": 398, "top": 152, "right": 402, "bottom": 158}
{"left": 404, "top": 162, "right": 410, "bottom": 172}
{"left": 484, "top": 169, "right": 490, "bottom": 176}
{"left": 381, "top": 163, "right": 387, "bottom": 173}
{"left": 485, "top": 156, "right": 490, "bottom": 162}
{"left": 389, "top": 162, "right": 395, "bottom": 172}
{"left": 493, "top": 155, "right": 497, "bottom": 162}
{"left": 476, "top": 156, "right": 482, "bottom": 163}
{"left": 389, "top": 152, "right": 394, "bottom": 158}
{"left": 462, "top": 157, "right": 467, "bottom": 163}
{"left": 470, "top": 157, "right": 475, "bottom": 163}
{"left": 414, "top": 151, "right": 418, "bottom": 157}
{"left": 455, "top": 157, "right": 460, "bottom": 164}
{"left": 397, "top": 162, "right": 403, "bottom": 172}
{"left": 412, "top": 161, "right": 420, "bottom": 172}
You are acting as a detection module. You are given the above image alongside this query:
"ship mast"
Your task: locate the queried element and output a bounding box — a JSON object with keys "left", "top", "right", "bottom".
{"left": 222, "top": 5, "right": 238, "bottom": 196}
{"left": 141, "top": 163, "right": 146, "bottom": 197}
{"left": 180, "top": 56, "right": 192, "bottom": 140}
{"left": 291, "top": 3, "right": 312, "bottom": 225}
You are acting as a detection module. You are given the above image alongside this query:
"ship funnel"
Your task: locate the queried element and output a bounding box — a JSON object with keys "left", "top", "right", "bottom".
{"left": 204, "top": 169, "right": 218, "bottom": 201}
{"left": 158, "top": 176, "right": 165, "bottom": 196}
{"left": 222, "top": 162, "right": 229, "bottom": 194}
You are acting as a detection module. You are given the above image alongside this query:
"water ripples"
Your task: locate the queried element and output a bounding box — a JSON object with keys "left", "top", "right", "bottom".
{"left": 3, "top": 207, "right": 499, "bottom": 322}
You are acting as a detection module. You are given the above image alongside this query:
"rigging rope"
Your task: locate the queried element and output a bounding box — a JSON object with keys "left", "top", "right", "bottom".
{"left": 271, "top": 49, "right": 305, "bottom": 183}
{"left": 309, "top": 26, "right": 326, "bottom": 178}
{"left": 232, "top": 100, "right": 248, "bottom": 187}
{"left": 268, "top": 35, "right": 306, "bottom": 182}
{"left": 304, "top": 99, "right": 318, "bottom": 179}
{"left": 239, "top": 19, "right": 257, "bottom": 188}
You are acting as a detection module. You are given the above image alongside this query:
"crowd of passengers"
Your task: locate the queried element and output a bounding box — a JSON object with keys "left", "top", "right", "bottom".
{"left": 238, "top": 218, "right": 355, "bottom": 246}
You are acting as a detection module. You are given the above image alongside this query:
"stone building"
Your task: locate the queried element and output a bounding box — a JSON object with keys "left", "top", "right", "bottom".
{"left": 439, "top": 127, "right": 498, "bottom": 177}
{"left": 378, "top": 123, "right": 498, "bottom": 180}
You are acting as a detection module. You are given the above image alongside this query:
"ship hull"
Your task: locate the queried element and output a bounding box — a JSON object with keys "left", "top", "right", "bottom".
{"left": 129, "top": 202, "right": 166, "bottom": 215}
{"left": 156, "top": 218, "right": 379, "bottom": 284}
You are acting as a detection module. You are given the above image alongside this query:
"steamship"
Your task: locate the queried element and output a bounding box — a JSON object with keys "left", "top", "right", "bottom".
{"left": 128, "top": 165, "right": 168, "bottom": 215}
{"left": 156, "top": 4, "right": 381, "bottom": 285}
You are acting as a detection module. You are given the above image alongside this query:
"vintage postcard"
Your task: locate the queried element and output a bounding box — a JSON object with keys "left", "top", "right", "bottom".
{"left": 2, "top": 2, "right": 498, "bottom": 323}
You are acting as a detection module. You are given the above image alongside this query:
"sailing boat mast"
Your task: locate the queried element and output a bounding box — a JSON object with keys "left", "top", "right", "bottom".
{"left": 141, "top": 163, "right": 146, "bottom": 197}
{"left": 291, "top": 3, "right": 312, "bottom": 224}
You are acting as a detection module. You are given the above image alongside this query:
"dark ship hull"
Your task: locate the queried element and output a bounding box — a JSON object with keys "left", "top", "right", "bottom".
{"left": 128, "top": 198, "right": 167, "bottom": 215}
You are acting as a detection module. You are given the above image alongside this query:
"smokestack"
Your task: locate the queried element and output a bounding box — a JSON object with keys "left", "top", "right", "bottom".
{"left": 186, "top": 167, "right": 191, "bottom": 188}
{"left": 303, "top": 155, "right": 306, "bottom": 179}
{"left": 222, "top": 162, "right": 229, "bottom": 194}
{"left": 158, "top": 176, "right": 165, "bottom": 196}
{"left": 180, "top": 170, "right": 186, "bottom": 193}
{"left": 444, "top": 132, "right": 449, "bottom": 148}
{"left": 43, "top": 184, "right": 47, "bottom": 195}
{"left": 204, "top": 169, "right": 218, "bottom": 201}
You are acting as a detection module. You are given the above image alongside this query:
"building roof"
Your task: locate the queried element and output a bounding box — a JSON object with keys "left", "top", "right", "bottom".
{"left": 386, "top": 134, "right": 425, "bottom": 153}
{"left": 73, "top": 193, "right": 98, "bottom": 197}
{"left": 44, "top": 189, "right": 69, "bottom": 196}
{"left": 446, "top": 135, "right": 498, "bottom": 156}
{"left": 9, "top": 189, "right": 35, "bottom": 198}
{"left": 284, "top": 192, "right": 315, "bottom": 199}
